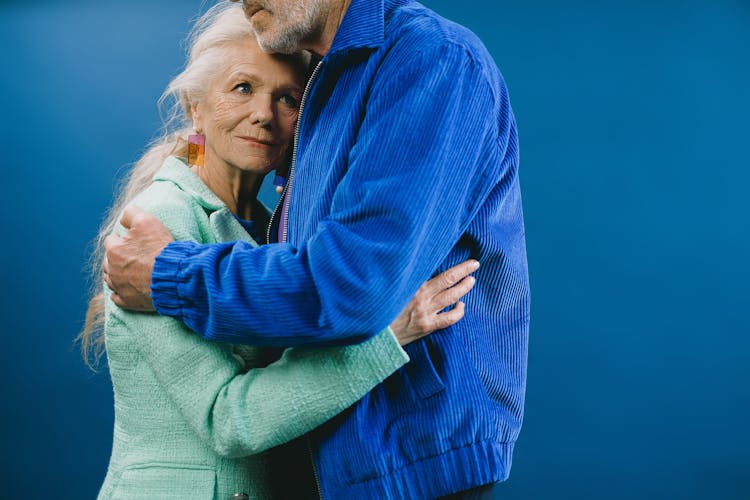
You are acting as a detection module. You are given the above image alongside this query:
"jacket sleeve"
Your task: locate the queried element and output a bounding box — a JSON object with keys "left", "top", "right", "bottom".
{"left": 151, "top": 42, "right": 517, "bottom": 347}
{"left": 108, "top": 307, "right": 408, "bottom": 458}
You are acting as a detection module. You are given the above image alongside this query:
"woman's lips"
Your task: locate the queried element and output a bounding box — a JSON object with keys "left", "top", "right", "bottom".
{"left": 239, "top": 136, "right": 275, "bottom": 148}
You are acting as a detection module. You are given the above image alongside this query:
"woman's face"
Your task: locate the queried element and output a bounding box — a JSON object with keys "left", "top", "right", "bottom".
{"left": 192, "top": 37, "right": 304, "bottom": 174}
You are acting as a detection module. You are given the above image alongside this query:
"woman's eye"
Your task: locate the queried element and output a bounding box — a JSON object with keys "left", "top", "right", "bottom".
{"left": 280, "top": 94, "right": 299, "bottom": 108}
{"left": 233, "top": 83, "right": 252, "bottom": 94}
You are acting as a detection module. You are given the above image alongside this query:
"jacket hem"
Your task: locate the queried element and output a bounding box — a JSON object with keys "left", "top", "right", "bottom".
{"left": 329, "top": 439, "right": 514, "bottom": 499}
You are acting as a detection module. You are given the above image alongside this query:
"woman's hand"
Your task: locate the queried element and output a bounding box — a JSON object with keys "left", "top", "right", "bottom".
{"left": 390, "top": 260, "right": 479, "bottom": 346}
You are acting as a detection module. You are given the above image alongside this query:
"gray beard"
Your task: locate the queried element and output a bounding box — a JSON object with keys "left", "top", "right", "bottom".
{"left": 255, "top": 0, "right": 322, "bottom": 54}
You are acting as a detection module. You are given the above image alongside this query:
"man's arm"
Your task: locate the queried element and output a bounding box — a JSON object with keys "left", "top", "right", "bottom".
{"left": 107, "top": 43, "right": 516, "bottom": 347}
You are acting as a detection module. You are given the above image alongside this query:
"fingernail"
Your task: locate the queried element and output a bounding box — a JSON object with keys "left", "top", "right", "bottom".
{"left": 470, "top": 260, "right": 480, "bottom": 270}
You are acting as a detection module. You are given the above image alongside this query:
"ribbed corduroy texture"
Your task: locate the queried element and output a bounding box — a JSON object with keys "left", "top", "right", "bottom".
{"left": 99, "top": 158, "right": 409, "bottom": 499}
{"left": 151, "top": 0, "right": 529, "bottom": 497}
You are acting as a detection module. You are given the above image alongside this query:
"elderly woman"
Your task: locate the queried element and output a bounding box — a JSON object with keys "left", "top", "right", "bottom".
{"left": 79, "top": 3, "right": 476, "bottom": 499}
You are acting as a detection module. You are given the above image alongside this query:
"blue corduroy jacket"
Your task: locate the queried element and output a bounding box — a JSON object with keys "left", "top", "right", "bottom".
{"left": 152, "top": 0, "right": 530, "bottom": 497}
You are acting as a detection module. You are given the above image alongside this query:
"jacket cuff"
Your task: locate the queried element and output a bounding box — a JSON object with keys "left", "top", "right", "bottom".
{"left": 151, "top": 241, "right": 200, "bottom": 318}
{"left": 362, "top": 327, "right": 410, "bottom": 378}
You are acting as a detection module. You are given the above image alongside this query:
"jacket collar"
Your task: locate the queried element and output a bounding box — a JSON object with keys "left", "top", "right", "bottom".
{"left": 154, "top": 157, "right": 262, "bottom": 245}
{"left": 327, "top": 0, "right": 387, "bottom": 55}
{"left": 155, "top": 156, "right": 225, "bottom": 212}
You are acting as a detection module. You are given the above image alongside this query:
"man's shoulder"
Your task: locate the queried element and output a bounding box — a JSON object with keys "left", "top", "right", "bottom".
{"left": 383, "top": 1, "right": 502, "bottom": 86}
{"left": 387, "top": 2, "right": 491, "bottom": 59}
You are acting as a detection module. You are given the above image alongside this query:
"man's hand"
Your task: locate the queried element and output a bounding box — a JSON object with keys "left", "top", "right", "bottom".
{"left": 103, "top": 206, "right": 174, "bottom": 311}
{"left": 390, "top": 259, "right": 479, "bottom": 346}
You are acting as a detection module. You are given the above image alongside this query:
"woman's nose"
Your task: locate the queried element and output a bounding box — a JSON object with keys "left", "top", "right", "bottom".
{"left": 251, "top": 94, "right": 274, "bottom": 128}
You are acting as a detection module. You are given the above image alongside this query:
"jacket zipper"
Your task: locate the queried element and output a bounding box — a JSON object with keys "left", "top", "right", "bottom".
{"left": 264, "top": 59, "right": 325, "bottom": 499}
{"left": 266, "top": 60, "right": 324, "bottom": 244}
{"left": 298, "top": 60, "right": 326, "bottom": 499}
{"left": 308, "top": 436, "right": 323, "bottom": 499}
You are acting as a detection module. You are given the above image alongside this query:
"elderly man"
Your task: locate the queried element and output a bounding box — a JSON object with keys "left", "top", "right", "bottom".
{"left": 104, "top": 0, "right": 529, "bottom": 497}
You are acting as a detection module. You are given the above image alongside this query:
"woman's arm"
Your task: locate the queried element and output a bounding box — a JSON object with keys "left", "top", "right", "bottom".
{"left": 109, "top": 306, "right": 408, "bottom": 458}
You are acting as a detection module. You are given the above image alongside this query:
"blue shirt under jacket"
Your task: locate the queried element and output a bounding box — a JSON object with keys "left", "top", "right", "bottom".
{"left": 151, "top": 0, "right": 530, "bottom": 497}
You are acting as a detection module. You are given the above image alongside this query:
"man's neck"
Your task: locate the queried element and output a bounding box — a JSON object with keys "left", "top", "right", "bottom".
{"left": 303, "top": 0, "right": 352, "bottom": 57}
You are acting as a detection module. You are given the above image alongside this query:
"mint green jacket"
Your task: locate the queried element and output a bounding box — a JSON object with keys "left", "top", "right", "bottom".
{"left": 98, "top": 157, "right": 409, "bottom": 500}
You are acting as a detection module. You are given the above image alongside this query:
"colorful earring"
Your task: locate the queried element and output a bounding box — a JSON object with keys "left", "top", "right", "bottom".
{"left": 188, "top": 133, "right": 205, "bottom": 167}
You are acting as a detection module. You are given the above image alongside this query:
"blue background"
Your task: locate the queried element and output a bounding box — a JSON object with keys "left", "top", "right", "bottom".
{"left": 1, "top": 0, "right": 748, "bottom": 497}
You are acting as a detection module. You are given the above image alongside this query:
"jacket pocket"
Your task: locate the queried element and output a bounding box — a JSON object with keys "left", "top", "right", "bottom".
{"left": 110, "top": 464, "right": 215, "bottom": 499}
{"left": 406, "top": 337, "right": 445, "bottom": 399}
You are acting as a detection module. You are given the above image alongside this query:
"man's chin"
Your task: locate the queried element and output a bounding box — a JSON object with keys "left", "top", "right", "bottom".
{"left": 254, "top": 33, "right": 297, "bottom": 54}
{"left": 251, "top": 21, "right": 279, "bottom": 53}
